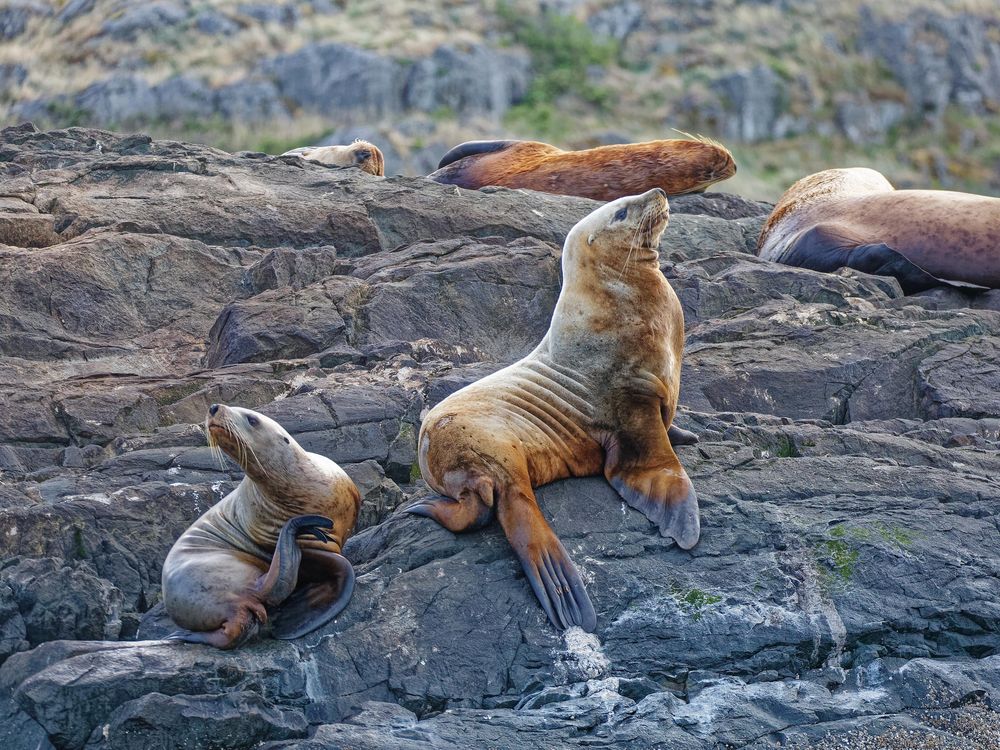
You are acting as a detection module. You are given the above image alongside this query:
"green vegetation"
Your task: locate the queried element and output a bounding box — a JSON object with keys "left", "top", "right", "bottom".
{"left": 498, "top": 3, "right": 619, "bottom": 140}
{"left": 672, "top": 586, "right": 723, "bottom": 620}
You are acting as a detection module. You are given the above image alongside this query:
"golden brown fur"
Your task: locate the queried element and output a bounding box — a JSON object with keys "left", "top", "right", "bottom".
{"left": 409, "top": 189, "right": 698, "bottom": 633}
{"left": 428, "top": 138, "right": 735, "bottom": 200}
{"left": 283, "top": 140, "right": 385, "bottom": 176}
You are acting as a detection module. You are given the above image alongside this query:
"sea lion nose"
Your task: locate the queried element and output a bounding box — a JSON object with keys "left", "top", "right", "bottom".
{"left": 652, "top": 188, "right": 666, "bottom": 199}
{"left": 209, "top": 404, "right": 220, "bottom": 416}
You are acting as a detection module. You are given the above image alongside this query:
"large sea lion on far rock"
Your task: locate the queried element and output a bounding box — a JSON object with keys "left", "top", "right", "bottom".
{"left": 410, "top": 189, "right": 699, "bottom": 632}
{"left": 162, "top": 404, "right": 360, "bottom": 648}
{"left": 757, "top": 167, "right": 1000, "bottom": 293}
{"left": 428, "top": 137, "right": 735, "bottom": 200}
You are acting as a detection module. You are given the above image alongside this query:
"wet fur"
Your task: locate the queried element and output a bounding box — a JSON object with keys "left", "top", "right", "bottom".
{"left": 428, "top": 138, "right": 736, "bottom": 200}
{"left": 758, "top": 167, "right": 1000, "bottom": 291}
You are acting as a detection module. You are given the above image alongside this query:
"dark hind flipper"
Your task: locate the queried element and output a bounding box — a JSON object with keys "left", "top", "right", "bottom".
{"left": 497, "top": 487, "right": 597, "bottom": 632}
{"left": 270, "top": 550, "right": 355, "bottom": 640}
{"left": 436, "top": 140, "right": 521, "bottom": 170}
{"left": 255, "top": 514, "right": 334, "bottom": 607}
{"left": 780, "top": 226, "right": 949, "bottom": 294}
{"left": 667, "top": 424, "right": 699, "bottom": 446}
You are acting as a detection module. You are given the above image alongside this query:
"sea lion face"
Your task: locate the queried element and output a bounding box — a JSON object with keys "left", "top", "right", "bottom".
{"left": 349, "top": 141, "right": 385, "bottom": 176}
{"left": 205, "top": 404, "right": 299, "bottom": 483}
{"left": 566, "top": 188, "right": 670, "bottom": 269}
{"left": 283, "top": 141, "right": 385, "bottom": 176}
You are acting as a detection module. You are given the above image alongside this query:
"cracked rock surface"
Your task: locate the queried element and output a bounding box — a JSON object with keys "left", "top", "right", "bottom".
{"left": 0, "top": 124, "right": 998, "bottom": 749}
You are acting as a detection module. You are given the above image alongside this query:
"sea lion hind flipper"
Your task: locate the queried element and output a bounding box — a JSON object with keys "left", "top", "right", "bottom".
{"left": 270, "top": 551, "right": 356, "bottom": 640}
{"left": 497, "top": 488, "right": 597, "bottom": 632}
{"left": 609, "top": 467, "right": 700, "bottom": 550}
{"left": 436, "top": 140, "right": 522, "bottom": 170}
{"left": 667, "top": 424, "right": 699, "bottom": 446}
{"left": 404, "top": 485, "right": 495, "bottom": 532}
{"left": 255, "top": 514, "right": 335, "bottom": 606}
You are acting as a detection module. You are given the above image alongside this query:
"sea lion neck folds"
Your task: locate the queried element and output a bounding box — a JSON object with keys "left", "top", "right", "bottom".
{"left": 412, "top": 189, "right": 698, "bottom": 633}
{"left": 161, "top": 404, "right": 360, "bottom": 648}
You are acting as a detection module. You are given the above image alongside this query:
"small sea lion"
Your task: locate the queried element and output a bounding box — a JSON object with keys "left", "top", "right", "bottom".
{"left": 161, "top": 404, "right": 360, "bottom": 648}
{"left": 757, "top": 167, "right": 1000, "bottom": 293}
{"left": 427, "top": 137, "right": 735, "bottom": 200}
{"left": 410, "top": 188, "right": 699, "bottom": 632}
{"left": 282, "top": 140, "right": 385, "bottom": 176}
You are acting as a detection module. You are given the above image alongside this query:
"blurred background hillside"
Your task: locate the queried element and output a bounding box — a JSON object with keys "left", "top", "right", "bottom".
{"left": 1, "top": 0, "right": 998, "bottom": 199}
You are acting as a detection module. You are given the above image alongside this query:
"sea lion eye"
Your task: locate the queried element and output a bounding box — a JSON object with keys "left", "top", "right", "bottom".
{"left": 283, "top": 437, "right": 289, "bottom": 444}
{"left": 246, "top": 415, "right": 259, "bottom": 428}
{"left": 613, "top": 207, "right": 628, "bottom": 222}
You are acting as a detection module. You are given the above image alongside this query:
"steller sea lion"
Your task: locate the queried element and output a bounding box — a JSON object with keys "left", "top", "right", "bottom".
{"left": 757, "top": 167, "right": 1000, "bottom": 293}
{"left": 161, "top": 404, "right": 360, "bottom": 648}
{"left": 282, "top": 139, "right": 385, "bottom": 176}
{"left": 427, "top": 137, "right": 735, "bottom": 200}
{"left": 409, "top": 188, "right": 699, "bottom": 632}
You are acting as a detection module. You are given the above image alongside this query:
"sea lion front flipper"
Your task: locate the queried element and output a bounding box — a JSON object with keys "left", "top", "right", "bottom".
{"left": 781, "top": 226, "right": 947, "bottom": 294}
{"left": 608, "top": 466, "right": 700, "bottom": 549}
{"left": 497, "top": 486, "right": 597, "bottom": 632}
{"left": 255, "top": 514, "right": 334, "bottom": 607}
{"left": 605, "top": 401, "right": 701, "bottom": 549}
{"left": 270, "top": 550, "right": 356, "bottom": 640}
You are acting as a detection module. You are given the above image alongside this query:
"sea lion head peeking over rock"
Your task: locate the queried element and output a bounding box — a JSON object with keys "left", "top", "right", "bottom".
{"left": 161, "top": 404, "right": 360, "bottom": 649}
{"left": 410, "top": 189, "right": 698, "bottom": 633}
{"left": 757, "top": 167, "right": 1000, "bottom": 293}
{"left": 282, "top": 140, "right": 385, "bottom": 176}
{"left": 427, "top": 137, "right": 735, "bottom": 201}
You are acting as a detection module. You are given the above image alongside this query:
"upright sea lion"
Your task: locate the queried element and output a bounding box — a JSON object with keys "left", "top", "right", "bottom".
{"left": 757, "top": 167, "right": 1000, "bottom": 293}
{"left": 162, "top": 404, "right": 360, "bottom": 648}
{"left": 282, "top": 140, "right": 385, "bottom": 176}
{"left": 410, "top": 189, "right": 699, "bottom": 632}
{"left": 427, "top": 137, "right": 735, "bottom": 200}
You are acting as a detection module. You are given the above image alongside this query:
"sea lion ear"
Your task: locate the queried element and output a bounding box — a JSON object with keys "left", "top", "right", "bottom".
{"left": 588, "top": 233, "right": 596, "bottom": 245}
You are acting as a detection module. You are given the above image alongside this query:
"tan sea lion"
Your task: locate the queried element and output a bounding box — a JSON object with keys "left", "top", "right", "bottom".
{"left": 409, "top": 188, "right": 699, "bottom": 632}
{"left": 282, "top": 140, "right": 385, "bottom": 176}
{"left": 162, "top": 404, "right": 360, "bottom": 648}
{"left": 757, "top": 167, "right": 1000, "bottom": 293}
{"left": 427, "top": 137, "right": 735, "bottom": 200}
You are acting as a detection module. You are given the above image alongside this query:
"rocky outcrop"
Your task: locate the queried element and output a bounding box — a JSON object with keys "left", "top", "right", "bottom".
{"left": 13, "top": 40, "right": 529, "bottom": 131}
{"left": 0, "top": 125, "right": 997, "bottom": 749}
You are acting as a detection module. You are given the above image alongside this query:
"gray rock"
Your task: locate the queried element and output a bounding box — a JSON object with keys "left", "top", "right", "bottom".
{"left": 0, "top": 125, "right": 998, "bottom": 750}
{"left": 86, "top": 691, "right": 308, "bottom": 749}
{"left": 236, "top": 3, "right": 299, "bottom": 27}
{"left": 0, "top": 558, "right": 122, "bottom": 652}
{"left": 262, "top": 42, "right": 404, "bottom": 118}
{"left": 403, "top": 45, "right": 530, "bottom": 118}
{"left": 710, "top": 64, "right": 786, "bottom": 143}
{"left": 0, "top": 1, "right": 48, "bottom": 41}
{"left": 99, "top": 2, "right": 188, "bottom": 41}
{"left": 192, "top": 9, "right": 240, "bottom": 36}
{"left": 56, "top": 0, "right": 95, "bottom": 25}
